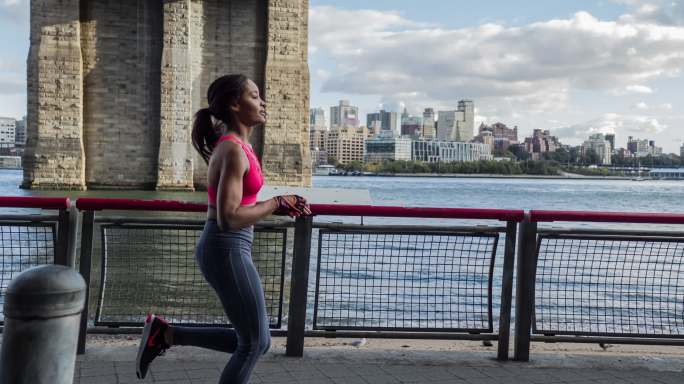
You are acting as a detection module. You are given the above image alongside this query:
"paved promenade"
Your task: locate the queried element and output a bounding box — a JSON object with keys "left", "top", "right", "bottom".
{"left": 72, "top": 336, "right": 683, "bottom": 384}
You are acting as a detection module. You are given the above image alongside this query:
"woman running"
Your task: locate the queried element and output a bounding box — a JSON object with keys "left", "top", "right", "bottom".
{"left": 136, "top": 74, "right": 311, "bottom": 383}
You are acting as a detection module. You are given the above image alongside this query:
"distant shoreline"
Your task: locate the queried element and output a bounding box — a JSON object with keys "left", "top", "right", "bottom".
{"left": 320, "top": 173, "right": 638, "bottom": 180}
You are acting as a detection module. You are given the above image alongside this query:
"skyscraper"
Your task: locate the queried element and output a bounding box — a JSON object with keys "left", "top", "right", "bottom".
{"left": 330, "top": 100, "right": 359, "bottom": 129}
{"left": 309, "top": 108, "right": 326, "bottom": 131}
{"left": 422, "top": 108, "right": 435, "bottom": 139}
{"left": 380, "top": 110, "right": 398, "bottom": 136}
{"left": 436, "top": 100, "right": 475, "bottom": 142}
{"left": 456, "top": 100, "right": 474, "bottom": 142}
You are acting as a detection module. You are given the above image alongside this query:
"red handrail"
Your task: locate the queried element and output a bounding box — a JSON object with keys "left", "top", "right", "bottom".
{"left": 0, "top": 196, "right": 70, "bottom": 210}
{"left": 74, "top": 198, "right": 525, "bottom": 221}
{"left": 76, "top": 198, "right": 206, "bottom": 212}
{"left": 311, "top": 204, "right": 525, "bottom": 221}
{"left": 531, "top": 210, "right": 684, "bottom": 224}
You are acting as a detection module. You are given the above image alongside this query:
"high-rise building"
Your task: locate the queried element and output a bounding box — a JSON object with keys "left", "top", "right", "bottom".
{"left": 324, "top": 127, "right": 366, "bottom": 164}
{"left": 412, "top": 140, "right": 492, "bottom": 162}
{"left": 457, "top": 100, "right": 474, "bottom": 142}
{"left": 581, "top": 134, "right": 612, "bottom": 165}
{"left": 475, "top": 122, "right": 518, "bottom": 152}
{"left": 680, "top": 143, "right": 684, "bottom": 158}
{"left": 14, "top": 116, "right": 27, "bottom": 147}
{"left": 524, "top": 129, "right": 561, "bottom": 160}
{"left": 365, "top": 136, "right": 412, "bottom": 163}
{"left": 436, "top": 100, "right": 474, "bottom": 141}
{"left": 0, "top": 117, "right": 16, "bottom": 150}
{"left": 330, "top": 100, "right": 359, "bottom": 129}
{"left": 604, "top": 134, "right": 615, "bottom": 153}
{"left": 627, "top": 136, "right": 662, "bottom": 157}
{"left": 422, "top": 108, "right": 435, "bottom": 139}
{"left": 366, "top": 112, "right": 381, "bottom": 131}
{"left": 309, "top": 108, "right": 326, "bottom": 131}
{"left": 401, "top": 115, "right": 422, "bottom": 137}
{"left": 380, "top": 110, "right": 398, "bottom": 136}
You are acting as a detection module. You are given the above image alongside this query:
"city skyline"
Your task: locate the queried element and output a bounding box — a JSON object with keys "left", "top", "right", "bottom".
{"left": 309, "top": 0, "right": 684, "bottom": 153}
{"left": 1, "top": 1, "right": 684, "bottom": 153}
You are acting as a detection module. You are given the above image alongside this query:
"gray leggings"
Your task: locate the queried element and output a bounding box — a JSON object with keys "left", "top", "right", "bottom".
{"left": 173, "top": 220, "right": 271, "bottom": 384}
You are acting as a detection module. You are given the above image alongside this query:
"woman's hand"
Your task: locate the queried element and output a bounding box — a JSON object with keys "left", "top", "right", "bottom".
{"left": 273, "top": 195, "right": 312, "bottom": 217}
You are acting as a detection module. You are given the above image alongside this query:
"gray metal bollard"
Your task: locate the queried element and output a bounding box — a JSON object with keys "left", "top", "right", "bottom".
{"left": 0, "top": 265, "right": 86, "bottom": 384}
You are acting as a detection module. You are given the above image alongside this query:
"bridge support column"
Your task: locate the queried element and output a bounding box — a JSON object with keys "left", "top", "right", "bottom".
{"left": 156, "top": 0, "right": 195, "bottom": 191}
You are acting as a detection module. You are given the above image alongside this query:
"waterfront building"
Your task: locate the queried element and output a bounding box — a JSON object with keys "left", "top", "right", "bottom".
{"left": 330, "top": 100, "right": 359, "bottom": 129}
{"left": 309, "top": 108, "right": 326, "bottom": 131}
{"left": 524, "top": 129, "right": 561, "bottom": 160}
{"left": 475, "top": 122, "right": 518, "bottom": 152}
{"left": 436, "top": 100, "right": 474, "bottom": 142}
{"left": 325, "top": 126, "right": 366, "bottom": 164}
{"left": 365, "top": 136, "right": 412, "bottom": 163}
{"left": 422, "top": 108, "right": 436, "bottom": 139}
{"left": 14, "top": 116, "right": 26, "bottom": 147}
{"left": 581, "top": 134, "right": 612, "bottom": 165}
{"left": 310, "top": 129, "right": 325, "bottom": 151}
{"left": 367, "top": 110, "right": 399, "bottom": 137}
{"left": 0, "top": 117, "right": 16, "bottom": 151}
{"left": 627, "top": 136, "right": 662, "bottom": 157}
{"left": 401, "top": 115, "right": 423, "bottom": 138}
{"left": 412, "top": 140, "right": 492, "bottom": 163}
{"left": 310, "top": 148, "right": 328, "bottom": 167}
{"left": 649, "top": 168, "right": 684, "bottom": 180}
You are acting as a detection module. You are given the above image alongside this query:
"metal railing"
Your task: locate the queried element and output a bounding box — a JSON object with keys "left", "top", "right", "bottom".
{"left": 513, "top": 210, "right": 684, "bottom": 361}
{"left": 2, "top": 196, "right": 684, "bottom": 362}
{"left": 0, "top": 197, "right": 71, "bottom": 325}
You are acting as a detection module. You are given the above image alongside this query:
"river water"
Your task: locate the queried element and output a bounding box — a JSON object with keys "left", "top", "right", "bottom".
{"left": 1, "top": 170, "right": 683, "bottom": 334}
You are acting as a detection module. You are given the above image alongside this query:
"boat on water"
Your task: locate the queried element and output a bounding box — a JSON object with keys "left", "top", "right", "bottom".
{"left": 314, "top": 164, "right": 336, "bottom": 176}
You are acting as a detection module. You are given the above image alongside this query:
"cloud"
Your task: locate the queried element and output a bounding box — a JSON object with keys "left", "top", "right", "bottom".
{"left": 310, "top": 6, "right": 684, "bottom": 117}
{"left": 632, "top": 101, "right": 673, "bottom": 111}
{"left": 553, "top": 113, "right": 668, "bottom": 144}
{"left": 615, "top": 0, "right": 684, "bottom": 26}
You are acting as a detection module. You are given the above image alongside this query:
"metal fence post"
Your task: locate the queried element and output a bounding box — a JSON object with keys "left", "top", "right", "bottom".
{"left": 514, "top": 219, "right": 537, "bottom": 361}
{"left": 286, "top": 216, "right": 313, "bottom": 357}
{"left": 0, "top": 265, "right": 86, "bottom": 384}
{"left": 55, "top": 208, "right": 70, "bottom": 266}
{"left": 77, "top": 210, "right": 95, "bottom": 355}
{"left": 497, "top": 221, "right": 517, "bottom": 360}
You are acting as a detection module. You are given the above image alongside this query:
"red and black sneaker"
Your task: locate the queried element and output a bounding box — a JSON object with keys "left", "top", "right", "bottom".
{"left": 135, "top": 314, "right": 170, "bottom": 379}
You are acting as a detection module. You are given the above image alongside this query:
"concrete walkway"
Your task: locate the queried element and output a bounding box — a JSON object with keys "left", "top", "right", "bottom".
{"left": 75, "top": 336, "right": 683, "bottom": 384}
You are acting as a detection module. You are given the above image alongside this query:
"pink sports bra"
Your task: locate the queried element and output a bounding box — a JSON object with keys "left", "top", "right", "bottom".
{"left": 207, "top": 135, "right": 264, "bottom": 206}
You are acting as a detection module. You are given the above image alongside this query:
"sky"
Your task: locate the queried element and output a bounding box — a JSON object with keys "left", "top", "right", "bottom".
{"left": 1, "top": 0, "right": 683, "bottom": 153}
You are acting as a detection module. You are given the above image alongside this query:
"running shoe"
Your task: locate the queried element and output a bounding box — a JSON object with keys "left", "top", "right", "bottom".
{"left": 135, "top": 314, "right": 170, "bottom": 379}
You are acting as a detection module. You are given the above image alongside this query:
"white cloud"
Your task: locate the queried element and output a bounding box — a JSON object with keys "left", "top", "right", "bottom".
{"left": 632, "top": 101, "right": 673, "bottom": 111}
{"left": 310, "top": 6, "right": 684, "bottom": 118}
{"left": 553, "top": 113, "right": 668, "bottom": 144}
{"left": 627, "top": 85, "right": 654, "bottom": 93}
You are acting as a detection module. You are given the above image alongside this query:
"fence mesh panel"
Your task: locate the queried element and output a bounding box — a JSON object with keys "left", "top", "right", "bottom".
{"left": 534, "top": 235, "right": 684, "bottom": 337}
{"left": 97, "top": 224, "right": 286, "bottom": 328}
{"left": 0, "top": 222, "right": 56, "bottom": 323}
{"left": 314, "top": 230, "right": 498, "bottom": 332}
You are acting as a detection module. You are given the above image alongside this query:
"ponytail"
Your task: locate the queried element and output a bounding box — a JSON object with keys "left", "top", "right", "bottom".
{"left": 191, "top": 74, "right": 249, "bottom": 164}
{"left": 191, "top": 108, "right": 218, "bottom": 164}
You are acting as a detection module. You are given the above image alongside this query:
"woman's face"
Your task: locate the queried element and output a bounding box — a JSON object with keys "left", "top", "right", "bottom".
{"left": 231, "top": 79, "right": 267, "bottom": 127}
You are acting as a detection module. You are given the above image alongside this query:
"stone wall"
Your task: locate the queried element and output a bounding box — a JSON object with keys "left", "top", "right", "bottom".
{"left": 24, "top": 0, "right": 310, "bottom": 190}
{"left": 81, "top": 0, "right": 162, "bottom": 189}
{"left": 23, "top": 0, "right": 85, "bottom": 190}
{"left": 263, "top": 0, "right": 311, "bottom": 187}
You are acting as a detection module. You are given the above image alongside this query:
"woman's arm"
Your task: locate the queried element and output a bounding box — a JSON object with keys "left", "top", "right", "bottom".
{"left": 215, "top": 143, "right": 278, "bottom": 230}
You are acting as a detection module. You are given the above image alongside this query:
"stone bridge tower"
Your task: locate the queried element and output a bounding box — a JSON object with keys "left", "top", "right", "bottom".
{"left": 23, "top": 0, "right": 310, "bottom": 190}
